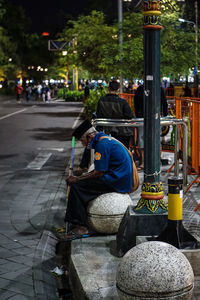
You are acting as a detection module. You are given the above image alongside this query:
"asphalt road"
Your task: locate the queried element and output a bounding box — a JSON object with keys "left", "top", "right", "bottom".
{"left": 0, "top": 99, "right": 84, "bottom": 172}
{"left": 0, "top": 98, "right": 84, "bottom": 299}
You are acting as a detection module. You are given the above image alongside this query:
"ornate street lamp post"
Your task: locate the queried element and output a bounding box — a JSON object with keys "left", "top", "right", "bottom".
{"left": 118, "top": 0, "right": 123, "bottom": 92}
{"left": 134, "top": 0, "right": 168, "bottom": 214}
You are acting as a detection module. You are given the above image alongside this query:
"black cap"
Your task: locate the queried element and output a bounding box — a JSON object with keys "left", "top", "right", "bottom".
{"left": 72, "top": 119, "right": 92, "bottom": 139}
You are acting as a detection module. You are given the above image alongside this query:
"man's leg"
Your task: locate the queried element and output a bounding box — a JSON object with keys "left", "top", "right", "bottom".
{"left": 65, "top": 178, "right": 115, "bottom": 227}
{"left": 79, "top": 147, "right": 91, "bottom": 169}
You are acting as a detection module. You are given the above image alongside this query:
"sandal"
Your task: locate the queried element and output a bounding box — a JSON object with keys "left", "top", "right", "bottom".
{"left": 65, "top": 225, "right": 92, "bottom": 241}
{"left": 65, "top": 230, "right": 91, "bottom": 241}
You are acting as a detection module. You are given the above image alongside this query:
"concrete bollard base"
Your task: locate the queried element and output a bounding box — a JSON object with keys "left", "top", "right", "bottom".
{"left": 116, "top": 205, "right": 168, "bottom": 257}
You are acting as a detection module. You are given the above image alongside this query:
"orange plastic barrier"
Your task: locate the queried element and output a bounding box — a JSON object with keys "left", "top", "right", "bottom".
{"left": 119, "top": 93, "right": 135, "bottom": 112}
{"left": 121, "top": 93, "right": 200, "bottom": 179}
{"left": 174, "top": 97, "right": 200, "bottom": 175}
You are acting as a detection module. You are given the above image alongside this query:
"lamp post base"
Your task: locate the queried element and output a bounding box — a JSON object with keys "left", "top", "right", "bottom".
{"left": 134, "top": 181, "right": 168, "bottom": 214}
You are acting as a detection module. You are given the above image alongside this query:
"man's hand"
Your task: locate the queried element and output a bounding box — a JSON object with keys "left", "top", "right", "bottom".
{"left": 66, "top": 170, "right": 104, "bottom": 185}
{"left": 66, "top": 176, "right": 79, "bottom": 185}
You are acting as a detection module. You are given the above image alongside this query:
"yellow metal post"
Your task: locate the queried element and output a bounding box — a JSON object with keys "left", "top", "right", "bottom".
{"left": 157, "top": 177, "right": 198, "bottom": 249}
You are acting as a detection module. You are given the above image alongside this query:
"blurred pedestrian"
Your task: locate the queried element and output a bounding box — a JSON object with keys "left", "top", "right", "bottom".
{"left": 46, "top": 86, "right": 51, "bottom": 102}
{"left": 182, "top": 81, "right": 191, "bottom": 97}
{"left": 15, "top": 83, "right": 23, "bottom": 102}
{"left": 25, "top": 85, "right": 32, "bottom": 101}
{"left": 41, "top": 85, "right": 47, "bottom": 102}
{"left": 84, "top": 80, "right": 90, "bottom": 102}
{"left": 96, "top": 79, "right": 134, "bottom": 148}
{"left": 36, "top": 84, "right": 42, "bottom": 100}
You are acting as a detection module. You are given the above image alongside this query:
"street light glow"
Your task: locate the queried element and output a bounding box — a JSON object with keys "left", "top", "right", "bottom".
{"left": 112, "top": 34, "right": 118, "bottom": 39}
{"left": 178, "top": 18, "right": 195, "bottom": 26}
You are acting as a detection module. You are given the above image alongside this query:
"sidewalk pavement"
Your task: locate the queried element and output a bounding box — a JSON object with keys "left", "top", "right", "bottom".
{"left": 65, "top": 148, "right": 200, "bottom": 300}
{"left": 0, "top": 156, "right": 68, "bottom": 299}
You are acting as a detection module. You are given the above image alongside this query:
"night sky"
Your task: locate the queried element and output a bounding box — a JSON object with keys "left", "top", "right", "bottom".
{"left": 7, "top": 0, "right": 88, "bottom": 34}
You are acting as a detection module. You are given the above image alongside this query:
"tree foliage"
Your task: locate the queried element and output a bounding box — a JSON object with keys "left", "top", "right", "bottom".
{"left": 59, "top": 6, "right": 199, "bottom": 81}
{"left": 0, "top": 1, "right": 57, "bottom": 82}
{"left": 60, "top": 11, "right": 117, "bottom": 78}
{"left": 161, "top": 5, "right": 199, "bottom": 78}
{"left": 0, "top": 0, "right": 199, "bottom": 83}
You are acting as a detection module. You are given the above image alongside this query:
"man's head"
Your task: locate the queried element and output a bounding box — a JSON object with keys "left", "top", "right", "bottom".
{"left": 108, "top": 80, "right": 120, "bottom": 92}
{"left": 72, "top": 119, "right": 97, "bottom": 146}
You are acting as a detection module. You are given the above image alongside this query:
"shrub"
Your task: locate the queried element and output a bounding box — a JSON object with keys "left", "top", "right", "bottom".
{"left": 0, "top": 86, "right": 15, "bottom": 96}
{"left": 83, "top": 89, "right": 106, "bottom": 119}
{"left": 58, "top": 88, "right": 84, "bottom": 101}
{"left": 57, "top": 88, "right": 65, "bottom": 98}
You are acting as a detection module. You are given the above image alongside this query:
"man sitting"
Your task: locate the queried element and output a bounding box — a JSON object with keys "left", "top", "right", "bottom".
{"left": 65, "top": 119, "right": 133, "bottom": 239}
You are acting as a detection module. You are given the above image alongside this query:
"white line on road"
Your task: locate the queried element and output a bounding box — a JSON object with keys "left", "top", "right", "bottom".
{"left": 0, "top": 108, "right": 27, "bottom": 120}
{"left": 37, "top": 147, "right": 64, "bottom": 152}
{"left": 26, "top": 152, "right": 52, "bottom": 170}
{"left": 72, "top": 107, "right": 84, "bottom": 129}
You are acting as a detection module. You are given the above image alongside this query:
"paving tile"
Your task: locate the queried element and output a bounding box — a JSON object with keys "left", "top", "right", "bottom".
{"left": 0, "top": 259, "right": 7, "bottom": 265}
{"left": 0, "top": 267, "right": 33, "bottom": 286}
{"left": 1, "top": 243, "right": 29, "bottom": 251}
{"left": 2, "top": 281, "right": 35, "bottom": 297}
{"left": 0, "top": 261, "right": 27, "bottom": 274}
{"left": 0, "top": 278, "right": 11, "bottom": 289}
{"left": 9, "top": 295, "right": 34, "bottom": 300}
{"left": 0, "top": 166, "right": 65, "bottom": 299}
{"left": 0, "top": 249, "right": 15, "bottom": 259}
{"left": 7, "top": 255, "right": 33, "bottom": 267}
{"left": 0, "top": 288, "right": 16, "bottom": 300}
{"left": 0, "top": 235, "right": 13, "bottom": 244}
{"left": 12, "top": 247, "right": 35, "bottom": 256}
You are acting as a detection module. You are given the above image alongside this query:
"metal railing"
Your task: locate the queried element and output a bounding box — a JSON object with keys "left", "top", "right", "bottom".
{"left": 93, "top": 117, "right": 188, "bottom": 185}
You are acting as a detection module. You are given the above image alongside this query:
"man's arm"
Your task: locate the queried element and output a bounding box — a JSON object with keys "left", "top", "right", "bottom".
{"left": 66, "top": 169, "right": 104, "bottom": 185}
{"left": 123, "top": 100, "right": 134, "bottom": 119}
{"left": 96, "top": 97, "right": 103, "bottom": 118}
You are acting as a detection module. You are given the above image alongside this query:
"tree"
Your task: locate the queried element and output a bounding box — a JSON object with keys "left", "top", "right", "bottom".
{"left": 184, "top": 0, "right": 199, "bottom": 23}
{"left": 1, "top": 2, "right": 57, "bottom": 82}
{"left": 0, "top": 1, "right": 17, "bottom": 81}
{"left": 60, "top": 11, "right": 117, "bottom": 78}
{"left": 59, "top": 3, "right": 199, "bottom": 82}
{"left": 161, "top": 2, "right": 199, "bottom": 79}
{"left": 84, "top": 0, "right": 117, "bottom": 24}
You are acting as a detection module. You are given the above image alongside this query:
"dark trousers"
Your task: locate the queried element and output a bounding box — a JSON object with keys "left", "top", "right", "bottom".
{"left": 64, "top": 178, "right": 116, "bottom": 226}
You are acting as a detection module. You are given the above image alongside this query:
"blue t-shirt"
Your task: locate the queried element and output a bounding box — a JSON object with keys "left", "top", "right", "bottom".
{"left": 90, "top": 132, "right": 133, "bottom": 193}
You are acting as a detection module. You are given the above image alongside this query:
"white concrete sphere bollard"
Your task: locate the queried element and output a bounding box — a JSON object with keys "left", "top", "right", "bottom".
{"left": 116, "top": 241, "right": 194, "bottom": 300}
{"left": 87, "top": 192, "right": 132, "bottom": 234}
